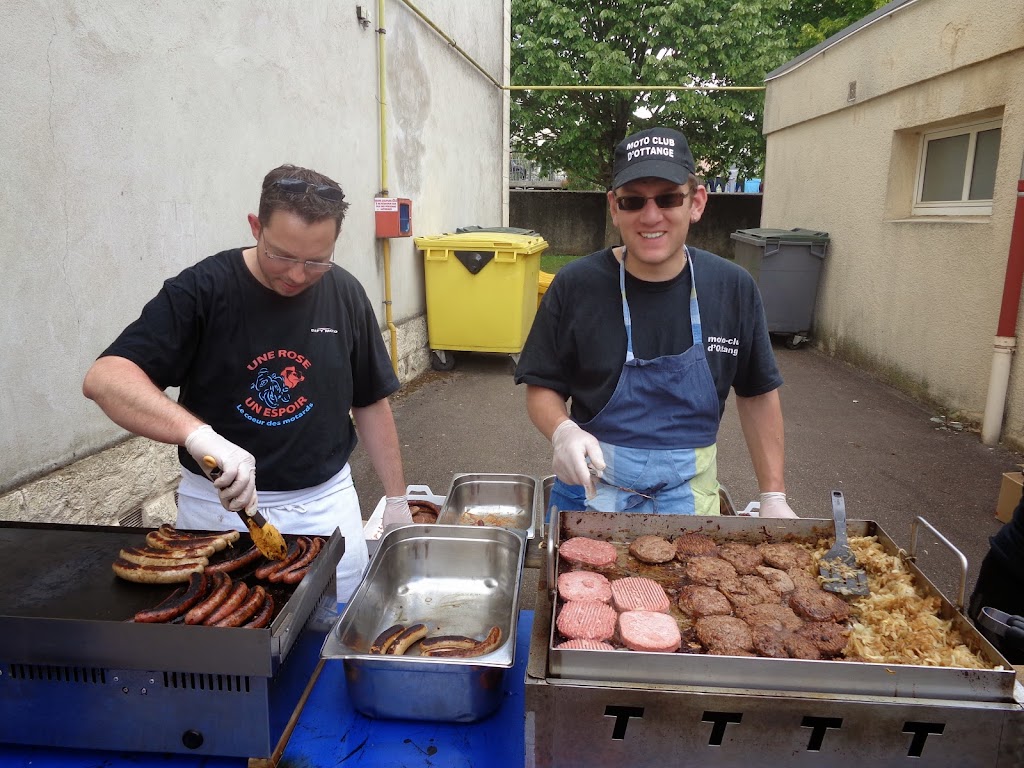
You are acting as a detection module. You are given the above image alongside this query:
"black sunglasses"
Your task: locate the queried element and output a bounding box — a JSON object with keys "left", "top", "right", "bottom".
{"left": 271, "top": 178, "right": 346, "bottom": 203}
{"left": 614, "top": 191, "right": 689, "bottom": 211}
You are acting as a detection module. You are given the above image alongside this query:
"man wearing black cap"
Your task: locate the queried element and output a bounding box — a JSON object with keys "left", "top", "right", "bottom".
{"left": 515, "top": 127, "right": 795, "bottom": 518}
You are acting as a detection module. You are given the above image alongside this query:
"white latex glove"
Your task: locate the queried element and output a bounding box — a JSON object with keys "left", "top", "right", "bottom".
{"left": 551, "top": 420, "right": 606, "bottom": 499}
{"left": 759, "top": 491, "right": 798, "bottom": 518}
{"left": 383, "top": 495, "right": 414, "bottom": 529}
{"left": 184, "top": 425, "right": 257, "bottom": 513}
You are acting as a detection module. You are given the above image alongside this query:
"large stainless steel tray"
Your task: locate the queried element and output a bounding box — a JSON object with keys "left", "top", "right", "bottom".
{"left": 322, "top": 524, "right": 526, "bottom": 722}
{"left": 437, "top": 472, "right": 540, "bottom": 539}
{"left": 545, "top": 511, "right": 1016, "bottom": 703}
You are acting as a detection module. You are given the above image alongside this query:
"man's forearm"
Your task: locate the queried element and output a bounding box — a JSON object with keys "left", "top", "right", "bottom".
{"left": 351, "top": 397, "right": 407, "bottom": 497}
{"left": 525, "top": 385, "right": 571, "bottom": 440}
{"left": 735, "top": 389, "right": 786, "bottom": 493}
{"left": 82, "top": 356, "right": 202, "bottom": 445}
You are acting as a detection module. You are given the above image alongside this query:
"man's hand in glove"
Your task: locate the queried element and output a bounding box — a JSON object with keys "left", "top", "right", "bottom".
{"left": 383, "top": 495, "right": 414, "bottom": 529}
{"left": 759, "top": 491, "right": 798, "bottom": 518}
{"left": 185, "top": 425, "right": 257, "bottom": 513}
{"left": 551, "top": 420, "right": 606, "bottom": 499}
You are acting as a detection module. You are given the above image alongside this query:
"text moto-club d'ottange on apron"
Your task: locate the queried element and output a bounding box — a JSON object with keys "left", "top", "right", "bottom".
{"left": 581, "top": 246, "right": 721, "bottom": 516}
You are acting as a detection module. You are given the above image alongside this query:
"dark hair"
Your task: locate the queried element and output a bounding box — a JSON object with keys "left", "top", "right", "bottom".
{"left": 259, "top": 164, "right": 350, "bottom": 235}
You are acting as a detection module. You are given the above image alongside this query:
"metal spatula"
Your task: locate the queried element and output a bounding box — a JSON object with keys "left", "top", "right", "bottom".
{"left": 819, "top": 490, "right": 869, "bottom": 597}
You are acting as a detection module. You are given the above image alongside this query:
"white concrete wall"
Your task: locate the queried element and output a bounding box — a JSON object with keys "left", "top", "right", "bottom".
{"left": 0, "top": 0, "right": 508, "bottom": 522}
{"left": 762, "top": 0, "right": 1024, "bottom": 448}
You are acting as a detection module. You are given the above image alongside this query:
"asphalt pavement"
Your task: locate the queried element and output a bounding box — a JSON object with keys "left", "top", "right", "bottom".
{"left": 350, "top": 342, "right": 1023, "bottom": 611}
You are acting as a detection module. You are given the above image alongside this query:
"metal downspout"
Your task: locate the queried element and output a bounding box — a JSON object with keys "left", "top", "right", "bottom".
{"left": 378, "top": 0, "right": 399, "bottom": 375}
{"left": 981, "top": 157, "right": 1024, "bottom": 445}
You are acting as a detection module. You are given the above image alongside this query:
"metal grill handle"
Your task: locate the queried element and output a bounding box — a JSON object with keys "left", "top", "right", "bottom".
{"left": 910, "top": 516, "right": 968, "bottom": 612}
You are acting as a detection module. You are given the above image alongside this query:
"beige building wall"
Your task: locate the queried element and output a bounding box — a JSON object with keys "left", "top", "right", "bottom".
{"left": 0, "top": 1, "right": 510, "bottom": 526}
{"left": 762, "top": 0, "right": 1024, "bottom": 448}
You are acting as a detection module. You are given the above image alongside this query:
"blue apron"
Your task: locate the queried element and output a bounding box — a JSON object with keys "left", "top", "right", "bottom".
{"left": 549, "top": 247, "right": 721, "bottom": 516}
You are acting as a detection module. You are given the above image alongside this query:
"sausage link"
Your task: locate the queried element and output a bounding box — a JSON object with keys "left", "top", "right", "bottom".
{"left": 242, "top": 594, "right": 275, "bottom": 629}
{"left": 206, "top": 545, "right": 263, "bottom": 574}
{"left": 157, "top": 524, "right": 241, "bottom": 546}
{"left": 144, "top": 533, "right": 218, "bottom": 558}
{"left": 203, "top": 582, "right": 249, "bottom": 625}
{"left": 214, "top": 585, "right": 266, "bottom": 627}
{"left": 255, "top": 540, "right": 300, "bottom": 580}
{"left": 119, "top": 549, "right": 209, "bottom": 568}
{"left": 184, "top": 572, "right": 233, "bottom": 624}
{"left": 386, "top": 623, "right": 429, "bottom": 655}
{"left": 280, "top": 565, "right": 310, "bottom": 585}
{"left": 113, "top": 558, "right": 204, "bottom": 584}
{"left": 268, "top": 537, "right": 313, "bottom": 582}
{"left": 370, "top": 624, "right": 406, "bottom": 654}
{"left": 421, "top": 626, "right": 503, "bottom": 658}
{"left": 133, "top": 572, "right": 208, "bottom": 622}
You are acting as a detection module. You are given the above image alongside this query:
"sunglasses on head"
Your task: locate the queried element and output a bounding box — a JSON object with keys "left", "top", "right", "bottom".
{"left": 271, "top": 178, "right": 346, "bottom": 203}
{"left": 614, "top": 191, "right": 689, "bottom": 211}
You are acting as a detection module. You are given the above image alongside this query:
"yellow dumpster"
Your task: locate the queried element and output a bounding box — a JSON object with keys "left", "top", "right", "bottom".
{"left": 538, "top": 270, "right": 555, "bottom": 307}
{"left": 414, "top": 231, "right": 548, "bottom": 370}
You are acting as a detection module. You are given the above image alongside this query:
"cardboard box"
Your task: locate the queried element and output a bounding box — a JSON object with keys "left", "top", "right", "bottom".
{"left": 996, "top": 470, "right": 1024, "bottom": 524}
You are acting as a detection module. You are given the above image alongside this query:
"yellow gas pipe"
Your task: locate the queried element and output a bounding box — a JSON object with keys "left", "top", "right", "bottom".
{"left": 378, "top": 0, "right": 399, "bottom": 376}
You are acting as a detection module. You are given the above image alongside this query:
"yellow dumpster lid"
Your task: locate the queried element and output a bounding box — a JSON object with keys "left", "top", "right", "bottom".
{"left": 414, "top": 231, "right": 548, "bottom": 254}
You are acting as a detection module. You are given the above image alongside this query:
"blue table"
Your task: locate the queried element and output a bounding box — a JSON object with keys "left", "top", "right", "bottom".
{"left": 4, "top": 612, "right": 533, "bottom": 768}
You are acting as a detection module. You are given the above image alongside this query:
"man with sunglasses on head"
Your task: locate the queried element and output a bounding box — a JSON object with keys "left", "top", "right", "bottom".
{"left": 515, "top": 127, "right": 796, "bottom": 519}
{"left": 83, "top": 164, "right": 413, "bottom": 601}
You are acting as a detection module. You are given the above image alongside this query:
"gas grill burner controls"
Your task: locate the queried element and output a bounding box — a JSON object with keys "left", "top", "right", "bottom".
{"left": 181, "top": 730, "right": 205, "bottom": 750}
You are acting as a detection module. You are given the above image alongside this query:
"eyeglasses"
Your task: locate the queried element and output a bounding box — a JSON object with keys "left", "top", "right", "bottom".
{"left": 614, "top": 191, "right": 689, "bottom": 211}
{"left": 261, "top": 235, "right": 334, "bottom": 274}
{"left": 270, "top": 178, "right": 346, "bottom": 203}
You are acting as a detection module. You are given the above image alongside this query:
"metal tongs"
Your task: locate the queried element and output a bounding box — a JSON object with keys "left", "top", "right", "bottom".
{"left": 819, "top": 490, "right": 869, "bottom": 597}
{"left": 978, "top": 608, "right": 1024, "bottom": 654}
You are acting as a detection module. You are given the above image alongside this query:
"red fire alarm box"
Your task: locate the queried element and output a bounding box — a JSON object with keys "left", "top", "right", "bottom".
{"left": 374, "top": 197, "right": 412, "bottom": 238}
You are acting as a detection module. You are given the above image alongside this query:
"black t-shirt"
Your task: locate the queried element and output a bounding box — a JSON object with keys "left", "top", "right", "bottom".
{"left": 514, "top": 247, "right": 782, "bottom": 423}
{"left": 102, "top": 248, "right": 399, "bottom": 490}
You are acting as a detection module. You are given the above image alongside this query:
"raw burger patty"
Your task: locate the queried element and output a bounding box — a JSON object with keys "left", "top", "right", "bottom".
{"left": 554, "top": 638, "right": 616, "bottom": 651}
{"left": 558, "top": 571, "right": 612, "bottom": 603}
{"left": 618, "top": 610, "right": 681, "bottom": 652}
{"left": 611, "top": 576, "right": 671, "bottom": 613}
{"left": 556, "top": 600, "right": 618, "bottom": 641}
{"left": 675, "top": 533, "right": 719, "bottom": 559}
{"left": 695, "top": 615, "right": 754, "bottom": 653}
{"left": 678, "top": 585, "right": 733, "bottom": 617}
{"left": 560, "top": 537, "right": 618, "bottom": 568}
{"left": 629, "top": 535, "right": 676, "bottom": 564}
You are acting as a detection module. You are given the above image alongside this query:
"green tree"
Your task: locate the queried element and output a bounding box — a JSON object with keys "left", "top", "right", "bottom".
{"left": 510, "top": 0, "right": 887, "bottom": 189}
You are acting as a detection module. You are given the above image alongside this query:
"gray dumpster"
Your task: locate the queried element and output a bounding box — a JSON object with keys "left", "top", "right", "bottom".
{"left": 730, "top": 227, "right": 830, "bottom": 348}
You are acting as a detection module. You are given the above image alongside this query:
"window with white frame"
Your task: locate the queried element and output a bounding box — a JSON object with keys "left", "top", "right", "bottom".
{"left": 913, "top": 119, "right": 1001, "bottom": 216}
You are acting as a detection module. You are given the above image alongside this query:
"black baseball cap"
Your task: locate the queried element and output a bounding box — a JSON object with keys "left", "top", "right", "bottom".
{"left": 612, "top": 127, "right": 696, "bottom": 189}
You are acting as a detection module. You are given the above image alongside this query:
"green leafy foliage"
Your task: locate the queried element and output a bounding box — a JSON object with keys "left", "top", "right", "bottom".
{"left": 511, "top": 0, "right": 888, "bottom": 188}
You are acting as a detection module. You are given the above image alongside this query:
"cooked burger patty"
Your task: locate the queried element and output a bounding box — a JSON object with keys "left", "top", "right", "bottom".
{"left": 795, "top": 621, "right": 849, "bottom": 656}
{"left": 720, "top": 575, "right": 781, "bottom": 609}
{"left": 675, "top": 533, "right": 719, "bottom": 559}
{"left": 757, "top": 542, "right": 813, "bottom": 571}
{"left": 557, "top": 570, "right": 612, "bottom": 604}
{"left": 683, "top": 557, "right": 738, "bottom": 587}
{"left": 783, "top": 633, "right": 822, "bottom": 660}
{"left": 678, "top": 585, "right": 733, "bottom": 617}
{"left": 718, "top": 542, "right": 764, "bottom": 575}
{"left": 695, "top": 615, "right": 754, "bottom": 653}
{"left": 756, "top": 566, "right": 796, "bottom": 594}
{"left": 787, "top": 567, "right": 822, "bottom": 592}
{"left": 560, "top": 537, "right": 618, "bottom": 568}
{"left": 750, "top": 625, "right": 790, "bottom": 658}
{"left": 611, "top": 576, "right": 671, "bottom": 613}
{"left": 789, "top": 587, "right": 852, "bottom": 622}
{"left": 556, "top": 600, "right": 618, "bottom": 642}
{"left": 736, "top": 602, "right": 805, "bottom": 632}
{"left": 629, "top": 535, "right": 676, "bottom": 564}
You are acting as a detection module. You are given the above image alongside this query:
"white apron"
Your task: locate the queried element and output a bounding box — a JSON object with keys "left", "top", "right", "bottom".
{"left": 176, "top": 463, "right": 368, "bottom": 603}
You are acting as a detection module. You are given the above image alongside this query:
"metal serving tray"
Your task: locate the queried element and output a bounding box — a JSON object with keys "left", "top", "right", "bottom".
{"left": 437, "top": 472, "right": 540, "bottom": 539}
{"left": 322, "top": 524, "right": 526, "bottom": 722}
{"left": 545, "top": 511, "right": 1016, "bottom": 703}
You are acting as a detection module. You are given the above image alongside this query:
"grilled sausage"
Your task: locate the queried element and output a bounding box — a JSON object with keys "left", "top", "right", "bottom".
{"left": 121, "top": 545, "right": 202, "bottom": 560}
{"left": 214, "top": 585, "right": 266, "bottom": 628}
{"left": 118, "top": 549, "right": 209, "bottom": 569}
{"left": 113, "top": 558, "right": 205, "bottom": 584}
{"left": 205, "top": 544, "right": 263, "bottom": 574}
{"left": 385, "top": 623, "right": 429, "bottom": 655}
{"left": 242, "top": 594, "right": 275, "bottom": 629}
{"left": 280, "top": 565, "right": 310, "bottom": 585}
{"left": 419, "top": 635, "right": 479, "bottom": 652}
{"left": 268, "top": 537, "right": 311, "bottom": 583}
{"left": 184, "top": 572, "right": 233, "bottom": 624}
{"left": 270, "top": 536, "right": 322, "bottom": 582}
{"left": 370, "top": 624, "right": 406, "bottom": 654}
{"left": 421, "top": 626, "right": 503, "bottom": 658}
{"left": 157, "top": 524, "right": 241, "bottom": 545}
{"left": 132, "top": 572, "right": 208, "bottom": 622}
{"left": 143, "top": 533, "right": 218, "bottom": 558}
{"left": 255, "top": 540, "right": 300, "bottom": 580}
{"left": 203, "top": 582, "right": 249, "bottom": 625}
